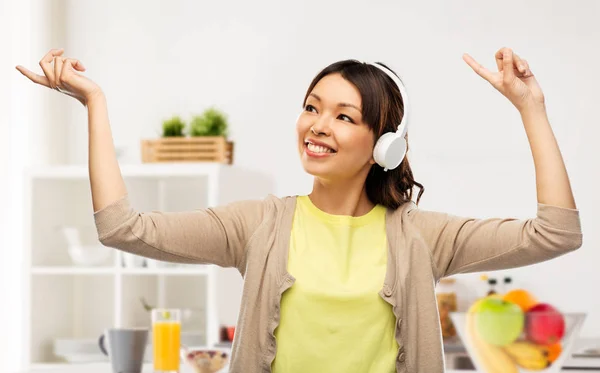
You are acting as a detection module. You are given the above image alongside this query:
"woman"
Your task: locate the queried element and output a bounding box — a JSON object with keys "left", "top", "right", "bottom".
{"left": 17, "top": 47, "right": 582, "bottom": 373}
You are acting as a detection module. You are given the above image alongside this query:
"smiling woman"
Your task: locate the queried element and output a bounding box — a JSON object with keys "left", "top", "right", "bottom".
{"left": 271, "top": 60, "right": 426, "bottom": 373}
{"left": 16, "top": 46, "right": 583, "bottom": 373}
{"left": 297, "top": 60, "right": 424, "bottom": 211}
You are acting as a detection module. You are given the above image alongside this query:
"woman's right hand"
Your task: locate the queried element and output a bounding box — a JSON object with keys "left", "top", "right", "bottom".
{"left": 16, "top": 48, "right": 103, "bottom": 106}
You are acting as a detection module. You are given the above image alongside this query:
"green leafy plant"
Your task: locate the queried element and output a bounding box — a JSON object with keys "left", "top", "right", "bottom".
{"left": 162, "top": 116, "right": 186, "bottom": 137}
{"left": 189, "top": 107, "right": 229, "bottom": 137}
{"left": 140, "top": 297, "right": 154, "bottom": 312}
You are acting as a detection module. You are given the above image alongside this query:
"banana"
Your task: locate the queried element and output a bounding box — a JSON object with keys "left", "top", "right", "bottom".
{"left": 466, "top": 299, "right": 519, "bottom": 373}
{"left": 503, "top": 341, "right": 551, "bottom": 371}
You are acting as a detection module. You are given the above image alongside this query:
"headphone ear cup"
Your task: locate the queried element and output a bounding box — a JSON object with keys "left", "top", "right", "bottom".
{"left": 373, "top": 132, "right": 394, "bottom": 167}
{"left": 393, "top": 137, "right": 407, "bottom": 168}
{"left": 373, "top": 132, "right": 407, "bottom": 171}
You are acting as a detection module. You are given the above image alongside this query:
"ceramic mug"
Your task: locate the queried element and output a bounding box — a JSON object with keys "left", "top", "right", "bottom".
{"left": 99, "top": 327, "right": 149, "bottom": 373}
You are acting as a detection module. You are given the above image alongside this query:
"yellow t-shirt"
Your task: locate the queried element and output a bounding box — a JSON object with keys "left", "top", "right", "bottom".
{"left": 272, "top": 195, "right": 398, "bottom": 372}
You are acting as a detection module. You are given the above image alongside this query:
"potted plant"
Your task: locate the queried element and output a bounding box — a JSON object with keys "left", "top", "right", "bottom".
{"left": 141, "top": 109, "right": 234, "bottom": 163}
{"left": 189, "top": 107, "right": 228, "bottom": 137}
{"left": 162, "top": 115, "right": 186, "bottom": 137}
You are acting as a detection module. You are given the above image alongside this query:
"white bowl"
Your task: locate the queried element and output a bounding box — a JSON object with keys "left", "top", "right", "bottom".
{"left": 450, "top": 311, "right": 586, "bottom": 373}
{"left": 53, "top": 338, "right": 108, "bottom": 363}
{"left": 67, "top": 244, "right": 111, "bottom": 266}
{"left": 181, "top": 346, "right": 230, "bottom": 373}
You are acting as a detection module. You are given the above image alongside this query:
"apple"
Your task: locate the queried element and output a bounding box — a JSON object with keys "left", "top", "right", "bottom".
{"left": 227, "top": 326, "right": 235, "bottom": 341}
{"left": 526, "top": 303, "right": 565, "bottom": 345}
{"left": 475, "top": 297, "right": 524, "bottom": 346}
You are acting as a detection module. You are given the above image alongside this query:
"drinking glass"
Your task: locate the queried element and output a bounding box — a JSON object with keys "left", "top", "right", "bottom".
{"left": 152, "top": 309, "right": 181, "bottom": 373}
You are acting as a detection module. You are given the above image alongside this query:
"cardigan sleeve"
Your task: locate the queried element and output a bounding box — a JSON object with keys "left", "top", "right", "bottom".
{"left": 93, "top": 193, "right": 267, "bottom": 271}
{"left": 405, "top": 203, "right": 583, "bottom": 280}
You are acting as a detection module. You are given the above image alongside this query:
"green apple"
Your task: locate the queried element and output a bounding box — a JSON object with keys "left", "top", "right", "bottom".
{"left": 475, "top": 297, "right": 524, "bottom": 346}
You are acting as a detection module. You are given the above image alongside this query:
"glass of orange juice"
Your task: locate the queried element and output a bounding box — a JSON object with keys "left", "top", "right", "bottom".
{"left": 152, "top": 309, "right": 181, "bottom": 373}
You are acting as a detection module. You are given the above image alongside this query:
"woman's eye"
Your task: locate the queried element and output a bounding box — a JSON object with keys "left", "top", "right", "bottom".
{"left": 339, "top": 114, "right": 354, "bottom": 123}
{"left": 304, "top": 105, "right": 354, "bottom": 123}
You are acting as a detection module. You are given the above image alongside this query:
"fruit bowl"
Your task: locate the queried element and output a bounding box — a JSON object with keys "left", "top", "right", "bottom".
{"left": 181, "top": 346, "right": 230, "bottom": 373}
{"left": 450, "top": 305, "right": 586, "bottom": 372}
{"left": 67, "top": 244, "right": 112, "bottom": 266}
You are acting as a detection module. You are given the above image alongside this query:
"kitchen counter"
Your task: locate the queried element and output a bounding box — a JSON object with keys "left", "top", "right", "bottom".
{"left": 16, "top": 363, "right": 195, "bottom": 373}
{"left": 14, "top": 338, "right": 599, "bottom": 372}
{"left": 13, "top": 364, "right": 600, "bottom": 373}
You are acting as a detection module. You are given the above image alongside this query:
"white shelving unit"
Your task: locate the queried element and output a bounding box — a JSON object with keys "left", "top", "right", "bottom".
{"left": 21, "top": 163, "right": 272, "bottom": 369}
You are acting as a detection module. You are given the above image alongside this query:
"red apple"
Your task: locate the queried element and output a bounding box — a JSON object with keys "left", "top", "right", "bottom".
{"left": 526, "top": 303, "right": 565, "bottom": 345}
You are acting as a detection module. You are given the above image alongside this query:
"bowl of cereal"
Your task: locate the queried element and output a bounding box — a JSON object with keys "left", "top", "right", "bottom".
{"left": 182, "top": 346, "right": 230, "bottom": 373}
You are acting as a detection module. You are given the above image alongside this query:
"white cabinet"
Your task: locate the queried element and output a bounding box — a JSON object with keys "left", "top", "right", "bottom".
{"left": 22, "top": 163, "right": 273, "bottom": 369}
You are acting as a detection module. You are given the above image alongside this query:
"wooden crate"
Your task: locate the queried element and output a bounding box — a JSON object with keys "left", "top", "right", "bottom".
{"left": 141, "top": 136, "right": 234, "bottom": 164}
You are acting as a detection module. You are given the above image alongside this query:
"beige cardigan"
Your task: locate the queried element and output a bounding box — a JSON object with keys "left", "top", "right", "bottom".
{"left": 94, "top": 194, "right": 583, "bottom": 373}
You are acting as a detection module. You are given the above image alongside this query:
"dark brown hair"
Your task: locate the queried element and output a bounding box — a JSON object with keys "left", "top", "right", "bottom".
{"left": 302, "top": 59, "right": 424, "bottom": 210}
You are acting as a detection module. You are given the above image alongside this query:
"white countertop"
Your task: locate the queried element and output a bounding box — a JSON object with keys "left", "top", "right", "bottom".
{"left": 15, "top": 363, "right": 196, "bottom": 373}
{"left": 13, "top": 363, "right": 598, "bottom": 373}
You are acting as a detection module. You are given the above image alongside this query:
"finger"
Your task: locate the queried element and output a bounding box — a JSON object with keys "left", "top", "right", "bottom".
{"left": 494, "top": 48, "right": 506, "bottom": 71}
{"left": 463, "top": 53, "right": 495, "bottom": 82}
{"left": 63, "top": 58, "right": 86, "bottom": 72}
{"left": 520, "top": 59, "right": 531, "bottom": 77}
{"left": 71, "top": 59, "right": 86, "bottom": 72}
{"left": 54, "top": 56, "right": 64, "bottom": 89}
{"left": 511, "top": 53, "right": 527, "bottom": 75}
{"left": 502, "top": 48, "right": 515, "bottom": 83}
{"left": 41, "top": 48, "right": 64, "bottom": 63}
{"left": 495, "top": 47, "right": 526, "bottom": 72}
{"left": 60, "top": 58, "right": 79, "bottom": 83}
{"left": 39, "top": 48, "right": 64, "bottom": 89}
{"left": 15, "top": 65, "right": 51, "bottom": 88}
{"left": 498, "top": 48, "right": 529, "bottom": 75}
{"left": 510, "top": 53, "right": 533, "bottom": 78}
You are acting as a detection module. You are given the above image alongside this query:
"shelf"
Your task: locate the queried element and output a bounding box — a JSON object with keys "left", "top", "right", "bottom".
{"left": 31, "top": 267, "right": 115, "bottom": 275}
{"left": 30, "top": 266, "right": 211, "bottom": 276}
{"left": 121, "top": 276, "right": 208, "bottom": 335}
{"left": 29, "top": 363, "right": 112, "bottom": 370}
{"left": 30, "top": 275, "right": 114, "bottom": 364}
{"left": 25, "top": 163, "right": 225, "bottom": 179}
{"left": 23, "top": 163, "right": 258, "bottom": 367}
{"left": 28, "top": 362, "right": 201, "bottom": 372}
{"left": 121, "top": 267, "right": 211, "bottom": 276}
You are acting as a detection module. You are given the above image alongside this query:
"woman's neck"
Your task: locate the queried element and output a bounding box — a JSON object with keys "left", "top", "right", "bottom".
{"left": 309, "top": 176, "right": 375, "bottom": 217}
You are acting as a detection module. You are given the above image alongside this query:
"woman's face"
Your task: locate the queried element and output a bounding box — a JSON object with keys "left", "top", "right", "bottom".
{"left": 296, "top": 73, "right": 376, "bottom": 182}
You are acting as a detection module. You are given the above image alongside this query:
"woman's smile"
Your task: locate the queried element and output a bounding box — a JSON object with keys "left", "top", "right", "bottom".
{"left": 304, "top": 138, "right": 337, "bottom": 158}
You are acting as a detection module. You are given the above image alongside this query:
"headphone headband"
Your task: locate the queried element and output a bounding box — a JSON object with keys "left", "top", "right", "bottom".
{"left": 367, "top": 62, "right": 410, "bottom": 138}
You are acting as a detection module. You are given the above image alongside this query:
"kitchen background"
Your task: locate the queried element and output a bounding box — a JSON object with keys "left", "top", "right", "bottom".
{"left": 1, "top": 0, "right": 599, "bottom": 372}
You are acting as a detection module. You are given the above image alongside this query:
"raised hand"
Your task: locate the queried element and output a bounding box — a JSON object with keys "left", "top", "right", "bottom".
{"left": 16, "top": 48, "right": 102, "bottom": 106}
{"left": 463, "top": 47, "right": 545, "bottom": 113}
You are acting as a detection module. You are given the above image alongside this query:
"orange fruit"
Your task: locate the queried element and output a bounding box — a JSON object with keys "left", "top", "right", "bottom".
{"left": 541, "top": 342, "right": 562, "bottom": 362}
{"left": 502, "top": 289, "right": 538, "bottom": 312}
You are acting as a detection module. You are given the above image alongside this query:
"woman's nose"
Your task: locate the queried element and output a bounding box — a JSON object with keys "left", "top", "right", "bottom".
{"left": 310, "top": 117, "right": 332, "bottom": 136}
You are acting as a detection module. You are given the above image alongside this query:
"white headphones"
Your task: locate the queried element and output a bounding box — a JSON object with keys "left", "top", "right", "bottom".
{"left": 368, "top": 62, "right": 410, "bottom": 172}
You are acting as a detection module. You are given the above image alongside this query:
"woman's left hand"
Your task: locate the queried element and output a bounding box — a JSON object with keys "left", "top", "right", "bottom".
{"left": 463, "top": 47, "right": 545, "bottom": 113}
